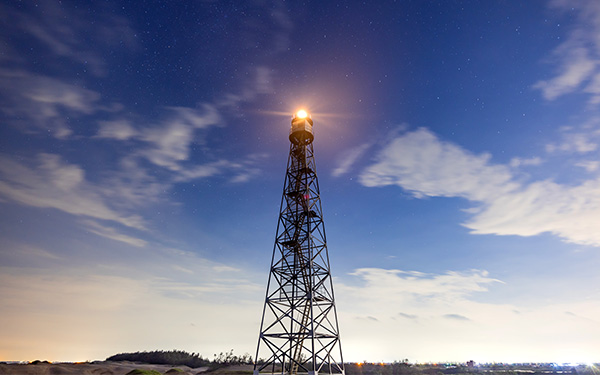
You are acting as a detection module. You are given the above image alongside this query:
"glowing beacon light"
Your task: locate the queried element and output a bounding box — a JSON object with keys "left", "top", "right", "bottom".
{"left": 290, "top": 109, "right": 314, "bottom": 145}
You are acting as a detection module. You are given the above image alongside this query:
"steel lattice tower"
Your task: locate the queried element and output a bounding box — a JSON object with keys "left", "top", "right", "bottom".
{"left": 254, "top": 110, "right": 344, "bottom": 375}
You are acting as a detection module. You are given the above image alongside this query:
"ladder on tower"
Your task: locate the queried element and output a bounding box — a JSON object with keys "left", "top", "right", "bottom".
{"left": 291, "top": 243, "right": 311, "bottom": 375}
{"left": 288, "top": 152, "right": 315, "bottom": 375}
{"left": 281, "top": 201, "right": 314, "bottom": 375}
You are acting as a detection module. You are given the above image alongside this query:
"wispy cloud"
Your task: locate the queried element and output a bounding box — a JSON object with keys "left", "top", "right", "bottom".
{"left": 546, "top": 132, "right": 598, "bottom": 153}
{"left": 336, "top": 267, "right": 600, "bottom": 362}
{"left": 82, "top": 219, "right": 147, "bottom": 248}
{"left": 534, "top": 0, "right": 600, "bottom": 105}
{"left": 0, "top": 153, "right": 146, "bottom": 230}
{"left": 359, "top": 128, "right": 600, "bottom": 246}
{"left": 443, "top": 313, "right": 471, "bottom": 321}
{"left": 173, "top": 160, "right": 234, "bottom": 181}
{"left": 576, "top": 160, "right": 600, "bottom": 172}
{"left": 0, "top": 243, "right": 61, "bottom": 263}
{"left": 397, "top": 312, "right": 418, "bottom": 320}
{"left": 268, "top": 1, "right": 294, "bottom": 53}
{"left": 545, "top": 120, "right": 600, "bottom": 154}
{"left": 0, "top": 70, "right": 102, "bottom": 138}
{"left": 213, "top": 265, "right": 241, "bottom": 273}
{"left": 333, "top": 143, "right": 372, "bottom": 177}
{"left": 136, "top": 105, "right": 222, "bottom": 171}
{"left": 98, "top": 156, "right": 171, "bottom": 210}
{"left": 0, "top": 148, "right": 243, "bottom": 247}
{"left": 533, "top": 46, "right": 595, "bottom": 100}
{"left": 153, "top": 277, "right": 262, "bottom": 300}
{"left": 509, "top": 157, "right": 543, "bottom": 168}
{"left": 343, "top": 268, "right": 501, "bottom": 304}
{"left": 0, "top": 2, "right": 133, "bottom": 138}
{"left": 0, "top": 1, "right": 136, "bottom": 75}
{"left": 467, "top": 178, "right": 600, "bottom": 246}
{"left": 96, "top": 119, "right": 138, "bottom": 140}
{"left": 337, "top": 268, "right": 501, "bottom": 329}
{"left": 215, "top": 66, "right": 276, "bottom": 111}
{"left": 360, "top": 128, "right": 519, "bottom": 201}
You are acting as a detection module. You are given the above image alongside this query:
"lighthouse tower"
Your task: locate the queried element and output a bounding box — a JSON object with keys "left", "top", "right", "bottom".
{"left": 254, "top": 110, "right": 345, "bottom": 375}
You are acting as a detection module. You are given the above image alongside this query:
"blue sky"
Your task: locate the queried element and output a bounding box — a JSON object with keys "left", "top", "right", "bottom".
{"left": 1, "top": 0, "right": 600, "bottom": 364}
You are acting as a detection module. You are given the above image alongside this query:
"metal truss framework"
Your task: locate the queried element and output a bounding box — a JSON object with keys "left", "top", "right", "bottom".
{"left": 254, "top": 132, "right": 344, "bottom": 375}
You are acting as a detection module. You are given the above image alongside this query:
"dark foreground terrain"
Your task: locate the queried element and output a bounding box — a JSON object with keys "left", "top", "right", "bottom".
{"left": 1, "top": 362, "right": 597, "bottom": 375}
{"left": 344, "top": 362, "right": 597, "bottom": 375}
{"left": 0, "top": 361, "right": 214, "bottom": 375}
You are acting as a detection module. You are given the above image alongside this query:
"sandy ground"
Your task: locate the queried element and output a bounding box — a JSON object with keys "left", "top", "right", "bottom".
{"left": 0, "top": 361, "right": 220, "bottom": 375}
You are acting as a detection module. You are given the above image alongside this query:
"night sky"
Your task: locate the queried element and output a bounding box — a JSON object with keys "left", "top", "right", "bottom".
{"left": 1, "top": 0, "right": 600, "bottom": 364}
